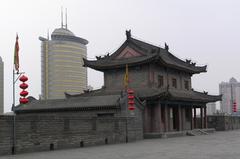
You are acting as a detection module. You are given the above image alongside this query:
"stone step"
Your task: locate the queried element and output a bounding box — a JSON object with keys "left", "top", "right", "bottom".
{"left": 187, "top": 129, "right": 209, "bottom": 136}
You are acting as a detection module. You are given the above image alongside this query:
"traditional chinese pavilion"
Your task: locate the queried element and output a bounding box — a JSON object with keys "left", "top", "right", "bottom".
{"left": 81, "top": 30, "right": 221, "bottom": 133}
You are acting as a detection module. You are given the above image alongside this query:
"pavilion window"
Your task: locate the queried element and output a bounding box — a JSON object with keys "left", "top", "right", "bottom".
{"left": 172, "top": 78, "right": 177, "bottom": 88}
{"left": 184, "top": 80, "right": 189, "bottom": 90}
{"left": 158, "top": 75, "right": 164, "bottom": 88}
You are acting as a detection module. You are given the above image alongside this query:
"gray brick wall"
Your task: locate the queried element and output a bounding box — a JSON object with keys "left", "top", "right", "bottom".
{"left": 0, "top": 103, "right": 143, "bottom": 156}
{"left": 0, "top": 115, "right": 13, "bottom": 155}
{"left": 103, "top": 64, "right": 192, "bottom": 91}
{"left": 208, "top": 115, "right": 240, "bottom": 131}
{"left": 104, "top": 65, "right": 149, "bottom": 90}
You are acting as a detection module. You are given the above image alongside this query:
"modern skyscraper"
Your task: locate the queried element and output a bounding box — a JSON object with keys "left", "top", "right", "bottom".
{"left": 219, "top": 77, "right": 240, "bottom": 114}
{"left": 0, "top": 56, "right": 3, "bottom": 114}
{"left": 39, "top": 23, "right": 88, "bottom": 99}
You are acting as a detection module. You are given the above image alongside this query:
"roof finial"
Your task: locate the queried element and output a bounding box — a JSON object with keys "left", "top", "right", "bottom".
{"left": 164, "top": 42, "right": 169, "bottom": 51}
{"left": 61, "top": 7, "right": 63, "bottom": 28}
{"left": 65, "top": 8, "right": 68, "bottom": 29}
{"left": 126, "top": 29, "right": 131, "bottom": 40}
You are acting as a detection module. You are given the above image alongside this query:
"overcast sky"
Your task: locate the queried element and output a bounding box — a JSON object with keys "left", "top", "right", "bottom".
{"left": 1, "top": 0, "right": 240, "bottom": 112}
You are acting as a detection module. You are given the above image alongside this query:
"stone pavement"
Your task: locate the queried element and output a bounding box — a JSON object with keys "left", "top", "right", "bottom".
{"left": 2, "top": 130, "right": 240, "bottom": 159}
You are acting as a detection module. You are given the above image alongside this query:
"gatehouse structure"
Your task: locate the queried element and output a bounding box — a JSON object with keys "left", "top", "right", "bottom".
{"left": 82, "top": 30, "right": 221, "bottom": 134}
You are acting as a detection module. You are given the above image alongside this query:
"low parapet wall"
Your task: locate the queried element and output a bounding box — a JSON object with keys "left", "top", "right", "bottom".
{"left": 0, "top": 113, "right": 143, "bottom": 156}
{"left": 208, "top": 115, "right": 240, "bottom": 131}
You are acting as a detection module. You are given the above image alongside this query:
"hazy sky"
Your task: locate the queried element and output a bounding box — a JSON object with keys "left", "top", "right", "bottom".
{"left": 0, "top": 0, "right": 240, "bottom": 112}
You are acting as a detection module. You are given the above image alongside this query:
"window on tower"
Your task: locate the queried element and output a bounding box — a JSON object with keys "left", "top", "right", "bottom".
{"left": 158, "top": 75, "right": 164, "bottom": 88}
{"left": 184, "top": 80, "right": 189, "bottom": 90}
{"left": 172, "top": 78, "right": 177, "bottom": 88}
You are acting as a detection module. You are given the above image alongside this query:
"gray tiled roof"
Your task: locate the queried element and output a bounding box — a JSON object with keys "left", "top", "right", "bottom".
{"left": 83, "top": 36, "right": 206, "bottom": 74}
{"left": 14, "top": 95, "right": 121, "bottom": 113}
{"left": 66, "top": 88, "right": 221, "bottom": 104}
{"left": 161, "top": 89, "right": 221, "bottom": 103}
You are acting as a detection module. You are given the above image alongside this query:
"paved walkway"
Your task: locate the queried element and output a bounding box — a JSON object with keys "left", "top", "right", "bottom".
{"left": 2, "top": 130, "right": 240, "bottom": 159}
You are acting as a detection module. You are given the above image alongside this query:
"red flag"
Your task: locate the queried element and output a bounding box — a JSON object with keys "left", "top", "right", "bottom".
{"left": 14, "top": 35, "right": 19, "bottom": 72}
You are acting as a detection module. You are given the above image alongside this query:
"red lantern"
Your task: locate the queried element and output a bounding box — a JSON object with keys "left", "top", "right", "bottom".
{"left": 19, "top": 75, "right": 29, "bottom": 104}
{"left": 127, "top": 89, "right": 135, "bottom": 111}
{"left": 128, "top": 105, "right": 135, "bottom": 111}
{"left": 19, "top": 98, "right": 29, "bottom": 104}
{"left": 20, "top": 90, "right": 28, "bottom": 97}
{"left": 233, "top": 102, "right": 237, "bottom": 112}
{"left": 19, "top": 75, "right": 28, "bottom": 82}
{"left": 20, "top": 83, "right": 28, "bottom": 89}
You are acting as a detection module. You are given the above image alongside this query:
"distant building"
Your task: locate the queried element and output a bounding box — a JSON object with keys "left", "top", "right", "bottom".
{"left": 219, "top": 77, "right": 240, "bottom": 114}
{"left": 206, "top": 102, "right": 216, "bottom": 115}
{"left": 39, "top": 25, "right": 88, "bottom": 99}
{"left": 0, "top": 57, "right": 3, "bottom": 114}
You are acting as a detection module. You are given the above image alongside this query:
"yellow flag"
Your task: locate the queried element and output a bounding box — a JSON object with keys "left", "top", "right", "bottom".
{"left": 124, "top": 64, "right": 129, "bottom": 88}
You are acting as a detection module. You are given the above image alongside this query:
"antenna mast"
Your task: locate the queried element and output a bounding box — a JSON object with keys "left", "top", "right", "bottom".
{"left": 65, "top": 8, "right": 68, "bottom": 29}
{"left": 61, "top": 7, "right": 63, "bottom": 28}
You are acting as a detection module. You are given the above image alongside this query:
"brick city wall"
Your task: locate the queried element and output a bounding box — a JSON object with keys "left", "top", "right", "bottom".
{"left": 0, "top": 115, "right": 13, "bottom": 155}
{"left": 208, "top": 115, "right": 240, "bottom": 131}
{"left": 0, "top": 110, "right": 143, "bottom": 156}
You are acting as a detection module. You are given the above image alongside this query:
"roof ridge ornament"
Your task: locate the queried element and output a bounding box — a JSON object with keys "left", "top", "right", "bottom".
{"left": 186, "top": 59, "right": 191, "bottom": 64}
{"left": 164, "top": 42, "right": 169, "bottom": 51}
{"left": 126, "top": 30, "right": 131, "bottom": 40}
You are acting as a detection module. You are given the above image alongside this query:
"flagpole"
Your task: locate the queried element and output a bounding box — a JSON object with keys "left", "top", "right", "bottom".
{"left": 12, "top": 69, "right": 15, "bottom": 111}
{"left": 124, "top": 64, "right": 129, "bottom": 143}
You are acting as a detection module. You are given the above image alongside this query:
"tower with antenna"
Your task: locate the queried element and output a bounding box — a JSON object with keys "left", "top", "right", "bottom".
{"left": 39, "top": 9, "right": 89, "bottom": 100}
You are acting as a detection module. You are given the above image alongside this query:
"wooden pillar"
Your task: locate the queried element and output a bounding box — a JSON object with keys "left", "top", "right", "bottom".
{"left": 200, "top": 107, "right": 204, "bottom": 129}
{"left": 190, "top": 106, "right": 193, "bottom": 130}
{"left": 144, "top": 106, "right": 150, "bottom": 133}
{"left": 182, "top": 106, "right": 186, "bottom": 130}
{"left": 164, "top": 104, "right": 169, "bottom": 132}
{"left": 153, "top": 102, "right": 162, "bottom": 132}
{"left": 158, "top": 102, "right": 163, "bottom": 132}
{"left": 204, "top": 106, "right": 207, "bottom": 128}
{"left": 177, "top": 105, "right": 182, "bottom": 131}
{"left": 194, "top": 107, "right": 197, "bottom": 129}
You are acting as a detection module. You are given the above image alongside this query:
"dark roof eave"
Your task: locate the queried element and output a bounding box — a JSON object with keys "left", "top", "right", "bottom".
{"left": 139, "top": 91, "right": 221, "bottom": 103}
{"left": 83, "top": 58, "right": 207, "bottom": 74}
{"left": 156, "top": 57, "right": 207, "bottom": 74}
{"left": 15, "top": 105, "right": 120, "bottom": 114}
{"left": 168, "top": 96, "right": 221, "bottom": 103}
{"left": 83, "top": 56, "right": 156, "bottom": 71}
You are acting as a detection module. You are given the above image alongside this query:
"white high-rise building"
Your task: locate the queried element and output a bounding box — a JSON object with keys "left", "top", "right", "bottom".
{"left": 206, "top": 102, "right": 216, "bottom": 115}
{"left": 219, "top": 77, "right": 240, "bottom": 114}
{"left": 39, "top": 25, "right": 88, "bottom": 100}
{"left": 0, "top": 56, "right": 3, "bottom": 114}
